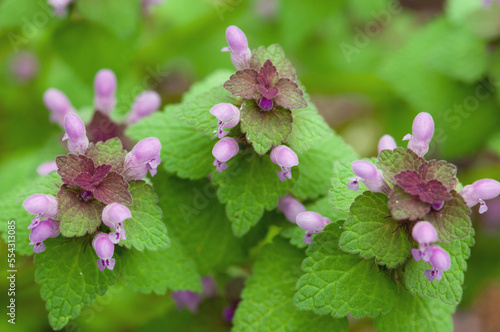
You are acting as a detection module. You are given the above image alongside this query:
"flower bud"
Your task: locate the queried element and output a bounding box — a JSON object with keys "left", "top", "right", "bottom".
{"left": 212, "top": 137, "right": 239, "bottom": 173}
{"left": 412, "top": 221, "right": 437, "bottom": 245}
{"left": 277, "top": 194, "right": 306, "bottom": 223}
{"left": 460, "top": 179, "right": 500, "bottom": 214}
{"left": 222, "top": 25, "right": 251, "bottom": 70}
{"left": 126, "top": 91, "right": 161, "bottom": 124}
{"left": 36, "top": 161, "right": 58, "bottom": 175}
{"left": 210, "top": 103, "right": 241, "bottom": 138}
{"left": 270, "top": 145, "right": 298, "bottom": 181}
{"left": 43, "top": 88, "right": 75, "bottom": 127}
{"left": 378, "top": 134, "right": 397, "bottom": 154}
{"left": 124, "top": 137, "right": 162, "bottom": 180}
{"left": 48, "top": 0, "right": 74, "bottom": 16}
{"left": 63, "top": 113, "right": 89, "bottom": 155}
{"left": 92, "top": 233, "right": 116, "bottom": 271}
{"left": 350, "top": 161, "right": 389, "bottom": 194}
{"left": 93, "top": 69, "right": 117, "bottom": 115}
{"left": 403, "top": 112, "right": 434, "bottom": 157}
{"left": 102, "top": 203, "right": 131, "bottom": 243}
{"left": 296, "top": 211, "right": 330, "bottom": 232}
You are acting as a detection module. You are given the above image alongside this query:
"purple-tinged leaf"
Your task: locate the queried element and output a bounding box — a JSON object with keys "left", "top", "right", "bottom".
{"left": 419, "top": 160, "right": 458, "bottom": 192}
{"left": 56, "top": 154, "right": 95, "bottom": 186}
{"left": 85, "top": 138, "right": 127, "bottom": 174}
{"left": 250, "top": 44, "right": 296, "bottom": 80}
{"left": 427, "top": 191, "right": 471, "bottom": 242}
{"left": 388, "top": 186, "right": 430, "bottom": 221}
{"left": 395, "top": 170, "right": 452, "bottom": 204}
{"left": 223, "top": 69, "right": 260, "bottom": 99}
{"left": 86, "top": 112, "right": 130, "bottom": 149}
{"left": 73, "top": 172, "right": 95, "bottom": 191}
{"left": 420, "top": 180, "right": 453, "bottom": 204}
{"left": 394, "top": 170, "right": 422, "bottom": 196}
{"left": 274, "top": 78, "right": 307, "bottom": 110}
{"left": 378, "top": 148, "right": 424, "bottom": 185}
{"left": 257, "top": 60, "right": 280, "bottom": 95}
{"left": 93, "top": 164, "right": 112, "bottom": 184}
{"left": 57, "top": 185, "right": 104, "bottom": 237}
{"left": 94, "top": 172, "right": 132, "bottom": 205}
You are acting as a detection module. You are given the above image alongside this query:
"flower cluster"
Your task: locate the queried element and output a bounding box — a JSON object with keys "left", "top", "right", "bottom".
{"left": 47, "top": 0, "right": 164, "bottom": 17}
{"left": 210, "top": 26, "right": 301, "bottom": 181}
{"left": 277, "top": 194, "right": 332, "bottom": 244}
{"left": 25, "top": 70, "right": 163, "bottom": 271}
{"left": 347, "top": 112, "right": 500, "bottom": 281}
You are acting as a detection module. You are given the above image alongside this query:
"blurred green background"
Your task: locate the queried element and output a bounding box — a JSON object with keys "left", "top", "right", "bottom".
{"left": 1, "top": 0, "right": 500, "bottom": 331}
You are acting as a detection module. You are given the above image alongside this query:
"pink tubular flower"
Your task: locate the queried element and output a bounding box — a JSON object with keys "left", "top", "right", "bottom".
{"left": 29, "top": 219, "right": 60, "bottom": 253}
{"left": 126, "top": 91, "right": 161, "bottom": 125}
{"left": 296, "top": 211, "right": 332, "bottom": 244}
{"left": 124, "top": 137, "right": 162, "bottom": 180}
{"left": 36, "top": 161, "right": 58, "bottom": 175}
{"left": 411, "top": 221, "right": 438, "bottom": 263}
{"left": 277, "top": 194, "right": 306, "bottom": 223}
{"left": 378, "top": 134, "right": 397, "bottom": 154}
{"left": 348, "top": 161, "right": 390, "bottom": 194}
{"left": 270, "top": 145, "right": 298, "bottom": 181}
{"left": 460, "top": 179, "right": 500, "bottom": 214}
{"left": 102, "top": 203, "right": 132, "bottom": 244}
{"left": 62, "top": 113, "right": 89, "bottom": 155}
{"left": 11, "top": 52, "right": 39, "bottom": 83}
{"left": 92, "top": 233, "right": 116, "bottom": 271}
{"left": 171, "top": 291, "right": 202, "bottom": 313}
{"left": 403, "top": 112, "right": 434, "bottom": 157}
{"left": 48, "top": 0, "right": 74, "bottom": 16}
{"left": 424, "top": 245, "right": 451, "bottom": 282}
{"left": 43, "top": 88, "right": 76, "bottom": 127}
{"left": 212, "top": 137, "right": 239, "bottom": 173}
{"left": 93, "top": 69, "right": 117, "bottom": 115}
{"left": 221, "top": 25, "right": 252, "bottom": 70}
{"left": 210, "top": 103, "right": 241, "bottom": 139}
{"left": 23, "top": 194, "right": 58, "bottom": 229}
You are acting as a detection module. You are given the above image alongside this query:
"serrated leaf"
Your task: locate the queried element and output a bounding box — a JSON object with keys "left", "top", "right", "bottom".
{"left": 377, "top": 148, "right": 423, "bottom": 185}
{"left": 57, "top": 185, "right": 104, "bottom": 237}
{"left": 93, "top": 172, "right": 132, "bottom": 205}
{"left": 35, "top": 238, "right": 116, "bottom": 330}
{"left": 152, "top": 172, "right": 246, "bottom": 275}
{"left": 240, "top": 100, "right": 293, "bottom": 155}
{"left": 56, "top": 154, "right": 95, "bottom": 187}
{"left": 294, "top": 224, "right": 398, "bottom": 318}
{"left": 121, "top": 238, "right": 201, "bottom": 295}
{"left": 285, "top": 103, "right": 331, "bottom": 154}
{"left": 0, "top": 173, "right": 62, "bottom": 256}
{"left": 328, "top": 158, "right": 372, "bottom": 216}
{"left": 119, "top": 181, "right": 169, "bottom": 251}
{"left": 388, "top": 186, "right": 431, "bottom": 221}
{"left": 419, "top": 160, "right": 458, "bottom": 192}
{"left": 250, "top": 44, "right": 296, "bottom": 80}
{"left": 374, "top": 287, "right": 455, "bottom": 332}
{"left": 274, "top": 78, "right": 307, "bottom": 110}
{"left": 126, "top": 105, "right": 215, "bottom": 180}
{"left": 404, "top": 229, "right": 474, "bottom": 305}
{"left": 340, "top": 192, "right": 412, "bottom": 268}
{"left": 233, "top": 237, "right": 348, "bottom": 332}
{"left": 427, "top": 191, "right": 471, "bottom": 242}
{"left": 292, "top": 132, "right": 358, "bottom": 200}
{"left": 85, "top": 138, "right": 126, "bottom": 173}
{"left": 77, "top": 0, "right": 140, "bottom": 39}
{"left": 223, "top": 69, "right": 259, "bottom": 99}
{"left": 212, "top": 152, "right": 294, "bottom": 237}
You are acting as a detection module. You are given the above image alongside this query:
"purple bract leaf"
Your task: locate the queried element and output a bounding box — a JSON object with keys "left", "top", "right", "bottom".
{"left": 56, "top": 154, "right": 95, "bottom": 187}
{"left": 274, "top": 78, "right": 307, "bottom": 110}
{"left": 94, "top": 172, "right": 132, "bottom": 205}
{"left": 388, "top": 186, "right": 431, "bottom": 221}
{"left": 224, "top": 69, "right": 260, "bottom": 99}
{"left": 418, "top": 160, "right": 458, "bottom": 192}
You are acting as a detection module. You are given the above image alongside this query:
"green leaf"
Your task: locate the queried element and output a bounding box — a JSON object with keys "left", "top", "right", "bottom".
{"left": 250, "top": 44, "right": 296, "bottom": 80}
{"left": 427, "top": 191, "right": 471, "bottom": 242}
{"left": 0, "top": 173, "right": 62, "bottom": 256}
{"left": 0, "top": 0, "right": 54, "bottom": 29}
{"left": 240, "top": 100, "right": 293, "bottom": 155}
{"left": 291, "top": 132, "right": 358, "bottom": 200}
{"left": 233, "top": 237, "right": 348, "bottom": 332}
{"left": 340, "top": 192, "right": 412, "bottom": 268}
{"left": 119, "top": 181, "right": 169, "bottom": 251}
{"left": 77, "top": 0, "right": 140, "bottom": 39}
{"left": 35, "top": 238, "right": 116, "bottom": 330}
{"left": 85, "top": 138, "right": 126, "bottom": 173}
{"left": 404, "top": 229, "right": 474, "bottom": 305}
{"left": 294, "top": 223, "right": 398, "bottom": 318}
{"left": 377, "top": 148, "right": 423, "bottom": 185}
{"left": 285, "top": 103, "right": 331, "bottom": 154}
{"left": 126, "top": 105, "right": 215, "bottom": 180}
{"left": 388, "top": 186, "right": 431, "bottom": 221}
{"left": 374, "top": 287, "right": 455, "bottom": 332}
{"left": 121, "top": 238, "right": 201, "bottom": 295}
{"left": 328, "top": 158, "right": 372, "bottom": 217}
{"left": 177, "top": 74, "right": 235, "bottom": 137}
{"left": 57, "top": 185, "right": 104, "bottom": 237}
{"left": 152, "top": 172, "right": 246, "bottom": 275}
{"left": 212, "top": 152, "right": 294, "bottom": 237}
